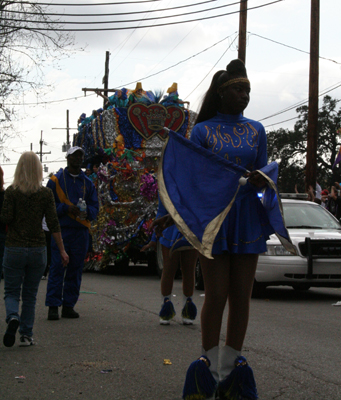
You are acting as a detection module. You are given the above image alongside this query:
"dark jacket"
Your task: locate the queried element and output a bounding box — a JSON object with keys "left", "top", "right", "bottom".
{"left": 0, "top": 186, "right": 60, "bottom": 247}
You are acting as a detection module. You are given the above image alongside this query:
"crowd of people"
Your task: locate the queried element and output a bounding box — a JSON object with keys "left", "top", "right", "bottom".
{"left": 295, "top": 182, "right": 341, "bottom": 220}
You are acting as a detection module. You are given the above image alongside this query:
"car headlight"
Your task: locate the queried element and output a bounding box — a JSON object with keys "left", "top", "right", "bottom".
{"left": 264, "top": 244, "right": 297, "bottom": 256}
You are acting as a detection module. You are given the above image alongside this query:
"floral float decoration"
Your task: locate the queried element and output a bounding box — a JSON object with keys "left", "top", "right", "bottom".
{"left": 74, "top": 88, "right": 197, "bottom": 271}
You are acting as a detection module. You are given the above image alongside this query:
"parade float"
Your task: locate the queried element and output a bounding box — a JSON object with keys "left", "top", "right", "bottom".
{"left": 73, "top": 85, "right": 197, "bottom": 273}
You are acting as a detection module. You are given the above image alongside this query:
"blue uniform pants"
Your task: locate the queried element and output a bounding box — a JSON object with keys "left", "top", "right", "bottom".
{"left": 45, "top": 227, "right": 89, "bottom": 308}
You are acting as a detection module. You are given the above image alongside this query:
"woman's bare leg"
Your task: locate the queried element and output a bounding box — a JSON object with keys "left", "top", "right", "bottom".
{"left": 160, "top": 245, "right": 180, "bottom": 296}
{"left": 226, "top": 254, "right": 258, "bottom": 351}
{"left": 200, "top": 253, "right": 230, "bottom": 351}
{"left": 180, "top": 249, "right": 198, "bottom": 297}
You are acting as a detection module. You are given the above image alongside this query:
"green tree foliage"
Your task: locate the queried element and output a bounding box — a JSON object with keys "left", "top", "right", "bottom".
{"left": 267, "top": 96, "right": 341, "bottom": 193}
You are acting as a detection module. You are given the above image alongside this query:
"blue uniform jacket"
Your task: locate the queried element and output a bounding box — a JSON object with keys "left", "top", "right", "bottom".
{"left": 47, "top": 167, "right": 99, "bottom": 230}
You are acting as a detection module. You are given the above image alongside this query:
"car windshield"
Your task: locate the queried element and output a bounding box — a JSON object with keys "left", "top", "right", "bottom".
{"left": 283, "top": 203, "right": 341, "bottom": 230}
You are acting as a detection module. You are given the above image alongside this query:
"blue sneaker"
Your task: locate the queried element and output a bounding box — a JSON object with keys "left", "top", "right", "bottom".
{"left": 159, "top": 298, "right": 176, "bottom": 325}
{"left": 181, "top": 297, "right": 197, "bottom": 325}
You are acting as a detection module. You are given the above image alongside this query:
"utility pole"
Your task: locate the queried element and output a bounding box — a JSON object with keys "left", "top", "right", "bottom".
{"left": 305, "top": 0, "right": 320, "bottom": 191}
{"left": 238, "top": 0, "right": 248, "bottom": 63}
{"left": 36, "top": 130, "right": 51, "bottom": 162}
{"left": 102, "top": 51, "right": 110, "bottom": 108}
{"left": 82, "top": 51, "right": 118, "bottom": 101}
{"left": 66, "top": 109, "right": 70, "bottom": 147}
{"left": 52, "top": 110, "right": 77, "bottom": 152}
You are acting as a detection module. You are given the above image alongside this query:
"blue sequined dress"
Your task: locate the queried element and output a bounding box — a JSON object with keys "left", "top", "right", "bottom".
{"left": 189, "top": 112, "right": 273, "bottom": 254}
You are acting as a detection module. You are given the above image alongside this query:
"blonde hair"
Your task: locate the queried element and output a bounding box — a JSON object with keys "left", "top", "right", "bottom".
{"left": 0, "top": 166, "right": 4, "bottom": 191}
{"left": 12, "top": 151, "right": 43, "bottom": 193}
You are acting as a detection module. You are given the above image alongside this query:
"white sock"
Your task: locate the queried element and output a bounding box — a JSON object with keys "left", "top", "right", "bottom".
{"left": 219, "top": 345, "right": 241, "bottom": 381}
{"left": 202, "top": 346, "right": 219, "bottom": 383}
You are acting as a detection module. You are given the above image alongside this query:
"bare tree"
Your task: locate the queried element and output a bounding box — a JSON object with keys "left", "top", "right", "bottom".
{"left": 0, "top": 0, "right": 82, "bottom": 151}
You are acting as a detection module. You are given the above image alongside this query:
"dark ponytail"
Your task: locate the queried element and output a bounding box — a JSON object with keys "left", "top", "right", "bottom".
{"left": 195, "top": 59, "right": 248, "bottom": 124}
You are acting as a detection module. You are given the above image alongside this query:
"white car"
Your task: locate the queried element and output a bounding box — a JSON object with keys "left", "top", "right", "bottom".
{"left": 253, "top": 196, "right": 341, "bottom": 297}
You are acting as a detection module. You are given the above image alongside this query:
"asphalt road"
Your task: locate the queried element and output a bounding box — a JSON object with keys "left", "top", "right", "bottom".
{"left": 1, "top": 267, "right": 341, "bottom": 400}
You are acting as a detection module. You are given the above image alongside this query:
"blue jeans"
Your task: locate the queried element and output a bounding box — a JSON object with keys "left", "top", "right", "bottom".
{"left": 3, "top": 246, "right": 46, "bottom": 337}
{"left": 0, "top": 232, "right": 6, "bottom": 283}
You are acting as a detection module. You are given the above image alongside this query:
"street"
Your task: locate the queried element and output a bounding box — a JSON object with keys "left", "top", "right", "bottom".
{"left": 1, "top": 267, "right": 341, "bottom": 400}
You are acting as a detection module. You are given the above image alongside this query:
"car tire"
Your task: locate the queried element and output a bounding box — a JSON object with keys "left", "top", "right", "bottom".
{"left": 251, "top": 280, "right": 267, "bottom": 298}
{"left": 156, "top": 241, "right": 163, "bottom": 279}
{"left": 114, "top": 257, "right": 130, "bottom": 269}
{"left": 292, "top": 284, "right": 311, "bottom": 291}
{"left": 195, "top": 259, "right": 205, "bottom": 291}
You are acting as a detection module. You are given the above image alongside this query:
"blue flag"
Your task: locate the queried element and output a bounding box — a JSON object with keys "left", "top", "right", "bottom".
{"left": 158, "top": 130, "right": 295, "bottom": 258}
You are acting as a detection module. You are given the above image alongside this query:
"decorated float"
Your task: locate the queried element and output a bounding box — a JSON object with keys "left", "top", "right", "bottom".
{"left": 74, "top": 85, "right": 197, "bottom": 272}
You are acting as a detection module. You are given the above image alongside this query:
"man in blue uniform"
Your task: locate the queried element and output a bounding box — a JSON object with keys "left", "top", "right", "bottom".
{"left": 45, "top": 146, "right": 99, "bottom": 320}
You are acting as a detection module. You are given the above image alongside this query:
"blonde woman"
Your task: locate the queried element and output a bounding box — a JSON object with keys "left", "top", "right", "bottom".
{"left": 0, "top": 166, "right": 6, "bottom": 282}
{"left": 1, "top": 152, "right": 69, "bottom": 347}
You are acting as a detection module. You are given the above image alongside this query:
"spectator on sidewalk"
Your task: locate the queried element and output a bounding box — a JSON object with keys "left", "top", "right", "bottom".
{"left": 320, "top": 189, "right": 329, "bottom": 208}
{"left": 1, "top": 152, "right": 68, "bottom": 347}
{"left": 325, "top": 186, "right": 341, "bottom": 221}
{"left": 0, "top": 166, "right": 6, "bottom": 283}
{"left": 45, "top": 146, "right": 99, "bottom": 321}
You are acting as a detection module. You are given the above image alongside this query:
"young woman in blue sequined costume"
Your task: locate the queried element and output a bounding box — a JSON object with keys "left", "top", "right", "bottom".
{"left": 188, "top": 60, "right": 266, "bottom": 398}
{"left": 154, "top": 59, "right": 266, "bottom": 400}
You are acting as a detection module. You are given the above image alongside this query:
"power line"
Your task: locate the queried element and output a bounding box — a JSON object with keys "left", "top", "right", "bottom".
{"left": 1, "top": 158, "right": 66, "bottom": 167}
{"left": 249, "top": 32, "right": 341, "bottom": 65}
{"left": 7, "top": 92, "right": 96, "bottom": 106}
{"left": 2, "top": 2, "right": 242, "bottom": 25}
{"left": 259, "top": 82, "right": 341, "bottom": 123}
{"left": 0, "top": 2, "right": 258, "bottom": 26}
{"left": 185, "top": 33, "right": 239, "bottom": 98}
{"left": 0, "top": 0, "right": 284, "bottom": 31}
{"left": 120, "top": 32, "right": 238, "bottom": 87}
{"left": 3, "top": 0, "right": 225, "bottom": 17}
{"left": 109, "top": 0, "right": 171, "bottom": 66}
{"left": 9, "top": 0, "right": 163, "bottom": 6}
{"left": 264, "top": 116, "right": 299, "bottom": 128}
{"left": 6, "top": 32, "right": 236, "bottom": 106}
{"left": 262, "top": 84, "right": 341, "bottom": 128}
{"left": 137, "top": 15, "right": 202, "bottom": 79}
{"left": 5, "top": 25, "right": 339, "bottom": 107}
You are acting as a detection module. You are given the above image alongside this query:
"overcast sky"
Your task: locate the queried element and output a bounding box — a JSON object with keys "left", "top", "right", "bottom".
{"left": 3, "top": 0, "right": 340, "bottom": 187}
